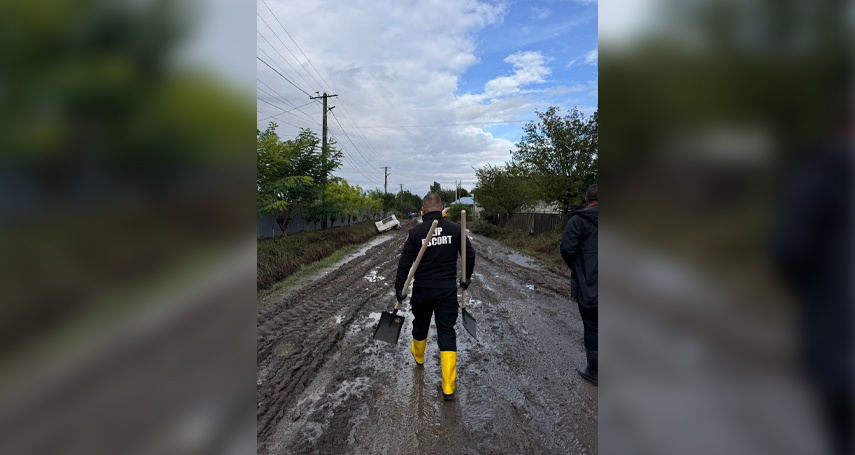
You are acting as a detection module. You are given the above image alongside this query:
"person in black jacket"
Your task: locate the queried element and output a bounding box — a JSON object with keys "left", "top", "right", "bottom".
{"left": 395, "top": 193, "right": 476, "bottom": 400}
{"left": 560, "top": 184, "right": 599, "bottom": 386}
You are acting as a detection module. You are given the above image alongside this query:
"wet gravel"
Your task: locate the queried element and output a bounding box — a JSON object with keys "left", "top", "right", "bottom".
{"left": 257, "top": 225, "right": 598, "bottom": 454}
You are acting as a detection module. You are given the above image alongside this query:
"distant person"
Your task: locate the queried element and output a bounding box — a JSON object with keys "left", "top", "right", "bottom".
{"left": 395, "top": 193, "right": 476, "bottom": 400}
{"left": 560, "top": 184, "right": 599, "bottom": 386}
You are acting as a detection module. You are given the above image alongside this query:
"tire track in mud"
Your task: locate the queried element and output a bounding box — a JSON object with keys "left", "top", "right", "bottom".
{"left": 258, "top": 230, "right": 598, "bottom": 454}
{"left": 256, "top": 228, "right": 407, "bottom": 451}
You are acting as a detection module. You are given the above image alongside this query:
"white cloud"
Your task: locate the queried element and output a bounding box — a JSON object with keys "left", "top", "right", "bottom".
{"left": 257, "top": 0, "right": 587, "bottom": 194}
{"left": 566, "top": 59, "right": 577, "bottom": 67}
{"left": 531, "top": 7, "right": 552, "bottom": 19}
{"left": 458, "top": 51, "right": 552, "bottom": 104}
{"left": 583, "top": 49, "right": 598, "bottom": 65}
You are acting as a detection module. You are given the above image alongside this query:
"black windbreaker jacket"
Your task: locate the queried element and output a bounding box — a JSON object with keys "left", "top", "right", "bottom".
{"left": 560, "top": 204, "right": 598, "bottom": 308}
{"left": 395, "top": 210, "right": 476, "bottom": 292}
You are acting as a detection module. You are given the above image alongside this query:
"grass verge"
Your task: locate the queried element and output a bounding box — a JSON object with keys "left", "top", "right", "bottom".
{"left": 257, "top": 243, "right": 360, "bottom": 306}
{"left": 257, "top": 220, "right": 379, "bottom": 292}
{"left": 494, "top": 230, "right": 567, "bottom": 271}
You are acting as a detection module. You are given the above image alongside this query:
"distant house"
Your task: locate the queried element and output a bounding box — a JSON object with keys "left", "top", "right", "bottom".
{"left": 451, "top": 196, "right": 483, "bottom": 215}
{"left": 528, "top": 201, "right": 559, "bottom": 214}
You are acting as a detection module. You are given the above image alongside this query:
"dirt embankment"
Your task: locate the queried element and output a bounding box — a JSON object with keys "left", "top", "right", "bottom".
{"left": 257, "top": 228, "right": 597, "bottom": 454}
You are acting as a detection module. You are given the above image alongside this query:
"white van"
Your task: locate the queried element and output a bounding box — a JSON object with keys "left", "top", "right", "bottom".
{"left": 375, "top": 215, "right": 401, "bottom": 232}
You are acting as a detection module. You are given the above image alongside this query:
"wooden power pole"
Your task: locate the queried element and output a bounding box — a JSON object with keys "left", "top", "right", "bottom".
{"left": 309, "top": 92, "right": 338, "bottom": 181}
{"left": 381, "top": 167, "right": 390, "bottom": 194}
{"left": 309, "top": 92, "right": 337, "bottom": 229}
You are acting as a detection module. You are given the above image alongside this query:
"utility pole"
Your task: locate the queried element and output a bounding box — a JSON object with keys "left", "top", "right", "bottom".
{"left": 309, "top": 92, "right": 338, "bottom": 181}
{"left": 309, "top": 92, "right": 337, "bottom": 230}
{"left": 399, "top": 184, "right": 404, "bottom": 204}
{"left": 381, "top": 167, "right": 390, "bottom": 194}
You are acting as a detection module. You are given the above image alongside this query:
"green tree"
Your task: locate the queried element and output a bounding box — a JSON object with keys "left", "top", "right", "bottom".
{"left": 257, "top": 124, "right": 315, "bottom": 236}
{"left": 257, "top": 123, "right": 344, "bottom": 234}
{"left": 337, "top": 179, "right": 365, "bottom": 225}
{"left": 380, "top": 192, "right": 397, "bottom": 213}
{"left": 395, "top": 190, "right": 423, "bottom": 211}
{"left": 367, "top": 189, "right": 386, "bottom": 219}
{"left": 428, "top": 181, "right": 457, "bottom": 204}
{"left": 473, "top": 164, "right": 530, "bottom": 217}
{"left": 362, "top": 193, "right": 382, "bottom": 221}
{"left": 512, "top": 107, "right": 598, "bottom": 212}
{"left": 397, "top": 202, "right": 417, "bottom": 215}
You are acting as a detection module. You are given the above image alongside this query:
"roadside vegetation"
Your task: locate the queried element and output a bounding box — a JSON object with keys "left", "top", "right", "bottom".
{"left": 257, "top": 123, "right": 427, "bottom": 300}
{"left": 257, "top": 221, "right": 379, "bottom": 293}
{"left": 257, "top": 244, "right": 360, "bottom": 306}
{"left": 470, "top": 219, "right": 568, "bottom": 272}
{"left": 258, "top": 124, "right": 463, "bottom": 233}
{"left": 473, "top": 106, "right": 598, "bottom": 217}
{"left": 469, "top": 105, "right": 597, "bottom": 272}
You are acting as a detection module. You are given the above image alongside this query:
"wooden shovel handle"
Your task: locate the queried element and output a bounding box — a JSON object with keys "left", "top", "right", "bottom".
{"left": 461, "top": 211, "right": 466, "bottom": 309}
{"left": 395, "top": 220, "right": 439, "bottom": 310}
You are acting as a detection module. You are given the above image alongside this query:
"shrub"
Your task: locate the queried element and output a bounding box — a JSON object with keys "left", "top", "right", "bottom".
{"left": 469, "top": 217, "right": 499, "bottom": 237}
{"left": 445, "top": 202, "right": 470, "bottom": 223}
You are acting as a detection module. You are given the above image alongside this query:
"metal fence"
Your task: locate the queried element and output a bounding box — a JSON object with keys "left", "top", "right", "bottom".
{"left": 492, "top": 212, "right": 573, "bottom": 236}
{"left": 257, "top": 208, "right": 387, "bottom": 239}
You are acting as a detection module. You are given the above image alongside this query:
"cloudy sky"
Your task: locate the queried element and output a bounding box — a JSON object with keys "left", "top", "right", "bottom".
{"left": 257, "top": 0, "right": 597, "bottom": 196}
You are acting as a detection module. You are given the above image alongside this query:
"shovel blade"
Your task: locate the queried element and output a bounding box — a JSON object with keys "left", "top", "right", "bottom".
{"left": 373, "top": 311, "right": 404, "bottom": 344}
{"left": 462, "top": 307, "right": 477, "bottom": 339}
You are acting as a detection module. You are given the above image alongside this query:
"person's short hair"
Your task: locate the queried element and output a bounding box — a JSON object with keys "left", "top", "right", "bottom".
{"left": 422, "top": 193, "right": 442, "bottom": 210}
{"left": 586, "top": 184, "right": 598, "bottom": 202}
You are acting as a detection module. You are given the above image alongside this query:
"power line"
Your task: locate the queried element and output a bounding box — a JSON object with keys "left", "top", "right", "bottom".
{"left": 256, "top": 98, "right": 318, "bottom": 126}
{"left": 256, "top": 56, "right": 311, "bottom": 97}
{"left": 256, "top": 79, "right": 325, "bottom": 129}
{"left": 257, "top": 86, "right": 316, "bottom": 123}
{"left": 258, "top": 6, "right": 393, "bottom": 180}
{"left": 257, "top": 16, "right": 321, "bottom": 94}
{"left": 256, "top": 46, "right": 314, "bottom": 102}
{"left": 256, "top": 110, "right": 301, "bottom": 130}
{"left": 256, "top": 100, "right": 317, "bottom": 123}
{"left": 259, "top": 0, "right": 326, "bottom": 91}
{"left": 329, "top": 109, "right": 379, "bottom": 171}
{"left": 256, "top": 81, "right": 320, "bottom": 124}
{"left": 351, "top": 120, "right": 530, "bottom": 128}
{"left": 257, "top": 78, "right": 297, "bottom": 109}
{"left": 257, "top": 6, "right": 388, "bottom": 163}
{"left": 331, "top": 101, "right": 386, "bottom": 163}
{"left": 257, "top": 115, "right": 380, "bottom": 187}
{"left": 328, "top": 126, "right": 380, "bottom": 179}
{"left": 328, "top": 131, "right": 383, "bottom": 185}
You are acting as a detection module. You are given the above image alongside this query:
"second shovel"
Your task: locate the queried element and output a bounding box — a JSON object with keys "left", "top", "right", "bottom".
{"left": 460, "top": 210, "right": 476, "bottom": 339}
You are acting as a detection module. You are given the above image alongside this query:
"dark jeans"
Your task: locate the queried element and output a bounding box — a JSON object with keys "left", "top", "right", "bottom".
{"left": 411, "top": 287, "right": 458, "bottom": 352}
{"left": 577, "top": 303, "right": 598, "bottom": 351}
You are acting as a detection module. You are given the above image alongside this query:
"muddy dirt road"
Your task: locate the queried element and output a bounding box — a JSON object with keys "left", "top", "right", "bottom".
{"left": 257, "top": 224, "right": 597, "bottom": 454}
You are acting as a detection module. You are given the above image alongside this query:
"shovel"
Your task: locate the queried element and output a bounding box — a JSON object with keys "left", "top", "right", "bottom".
{"left": 460, "top": 211, "right": 476, "bottom": 339}
{"left": 373, "top": 219, "right": 439, "bottom": 344}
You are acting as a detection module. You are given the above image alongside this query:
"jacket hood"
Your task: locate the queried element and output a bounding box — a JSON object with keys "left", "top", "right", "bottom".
{"left": 577, "top": 205, "right": 598, "bottom": 226}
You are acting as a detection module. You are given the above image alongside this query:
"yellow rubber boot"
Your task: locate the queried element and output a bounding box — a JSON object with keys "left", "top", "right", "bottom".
{"left": 410, "top": 338, "right": 426, "bottom": 365}
{"left": 440, "top": 351, "right": 457, "bottom": 400}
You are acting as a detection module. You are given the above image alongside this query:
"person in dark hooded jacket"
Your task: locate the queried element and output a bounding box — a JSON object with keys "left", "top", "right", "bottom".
{"left": 560, "top": 184, "right": 598, "bottom": 385}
